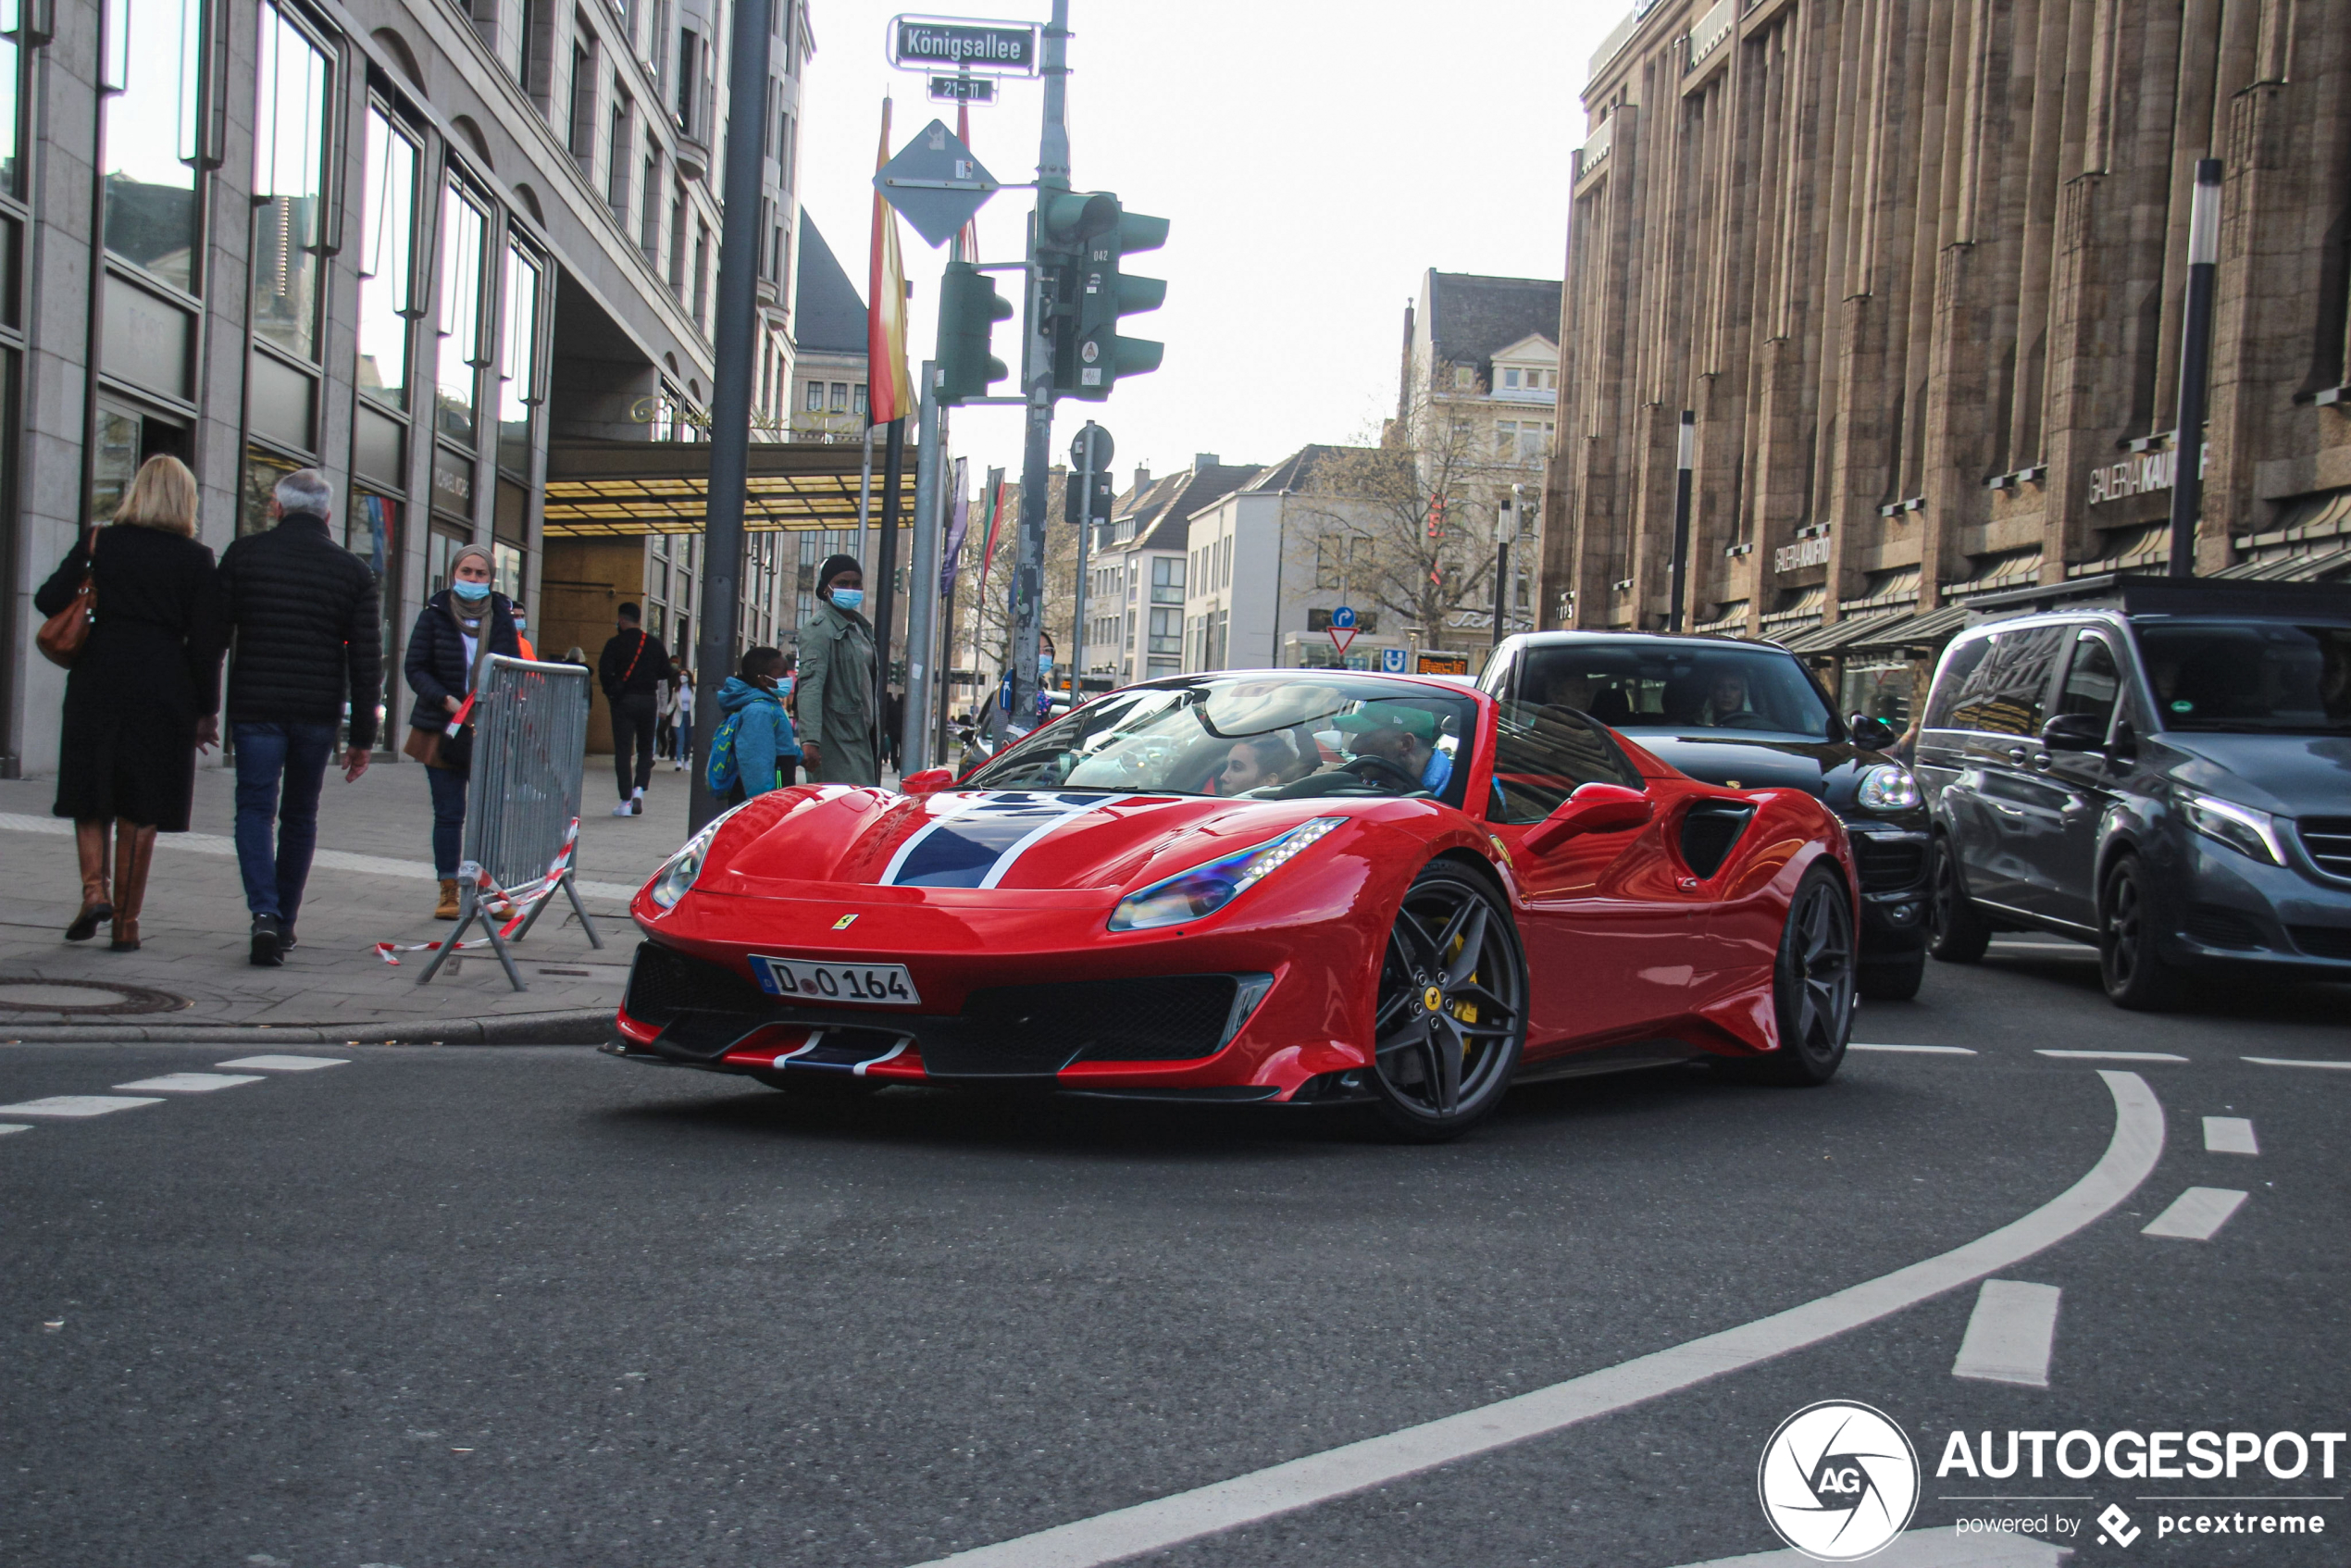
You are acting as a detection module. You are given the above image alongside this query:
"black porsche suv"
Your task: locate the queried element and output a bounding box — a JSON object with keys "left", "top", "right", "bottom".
{"left": 1481, "top": 631, "right": 1934, "bottom": 999}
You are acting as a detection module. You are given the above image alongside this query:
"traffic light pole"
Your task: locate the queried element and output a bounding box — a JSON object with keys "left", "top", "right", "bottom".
{"left": 904, "top": 361, "right": 942, "bottom": 773}
{"left": 1069, "top": 427, "right": 1094, "bottom": 699}
{"left": 1005, "top": 0, "right": 1070, "bottom": 740}
{"left": 687, "top": 0, "right": 772, "bottom": 830}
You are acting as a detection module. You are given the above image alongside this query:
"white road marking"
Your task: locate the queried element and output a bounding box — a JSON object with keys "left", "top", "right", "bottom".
{"left": 215, "top": 1055, "right": 352, "bottom": 1071}
{"left": 2037, "top": 1050, "right": 2188, "bottom": 1063}
{"left": 1951, "top": 1279, "right": 2062, "bottom": 1388}
{"left": 898, "top": 1072, "right": 2165, "bottom": 1568}
{"left": 1851, "top": 1043, "right": 1978, "bottom": 1055}
{"left": 0, "top": 1096, "right": 165, "bottom": 1117}
{"left": 2202, "top": 1116, "right": 2258, "bottom": 1155}
{"left": 112, "top": 1073, "right": 267, "bottom": 1093}
{"left": 1662, "top": 1524, "right": 2068, "bottom": 1567}
{"left": 2244, "top": 1055, "right": 2351, "bottom": 1072}
{"left": 2142, "top": 1186, "right": 2247, "bottom": 1241}
{"left": 0, "top": 1124, "right": 29, "bottom": 1137}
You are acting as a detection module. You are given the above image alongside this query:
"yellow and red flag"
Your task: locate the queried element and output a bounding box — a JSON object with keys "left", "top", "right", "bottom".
{"left": 867, "top": 98, "right": 915, "bottom": 426}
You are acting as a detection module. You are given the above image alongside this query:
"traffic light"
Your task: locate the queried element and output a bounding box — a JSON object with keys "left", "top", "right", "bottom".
{"left": 1067, "top": 198, "right": 1167, "bottom": 402}
{"left": 1064, "top": 467, "right": 1113, "bottom": 525}
{"left": 935, "top": 260, "right": 1013, "bottom": 405}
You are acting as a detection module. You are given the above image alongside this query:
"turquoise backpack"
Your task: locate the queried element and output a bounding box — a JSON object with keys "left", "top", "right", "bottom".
{"left": 705, "top": 711, "right": 747, "bottom": 794}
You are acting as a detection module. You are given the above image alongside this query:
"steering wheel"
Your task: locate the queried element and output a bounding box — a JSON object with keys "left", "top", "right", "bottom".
{"left": 1341, "top": 753, "right": 1422, "bottom": 793}
{"left": 1717, "top": 712, "right": 1777, "bottom": 730}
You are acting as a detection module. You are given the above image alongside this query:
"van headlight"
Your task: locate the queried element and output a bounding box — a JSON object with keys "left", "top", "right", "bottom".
{"left": 1855, "top": 764, "right": 1921, "bottom": 814}
{"left": 646, "top": 806, "right": 745, "bottom": 910}
{"left": 1109, "top": 817, "right": 1345, "bottom": 932}
{"left": 2179, "top": 793, "right": 2285, "bottom": 867}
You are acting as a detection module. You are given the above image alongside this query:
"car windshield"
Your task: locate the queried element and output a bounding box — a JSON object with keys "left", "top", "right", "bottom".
{"left": 962, "top": 674, "right": 1478, "bottom": 806}
{"left": 2136, "top": 621, "right": 2351, "bottom": 734}
{"left": 1515, "top": 642, "right": 1835, "bottom": 739}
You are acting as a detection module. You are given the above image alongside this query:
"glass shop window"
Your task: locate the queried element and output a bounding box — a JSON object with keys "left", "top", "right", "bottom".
{"left": 355, "top": 106, "right": 419, "bottom": 405}
{"left": 101, "top": 0, "right": 205, "bottom": 292}
{"left": 251, "top": 4, "right": 330, "bottom": 360}
{"left": 435, "top": 181, "right": 489, "bottom": 445}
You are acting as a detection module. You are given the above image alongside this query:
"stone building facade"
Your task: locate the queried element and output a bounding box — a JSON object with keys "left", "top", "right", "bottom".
{"left": 0, "top": 0, "right": 811, "bottom": 776}
{"left": 1541, "top": 0, "right": 2351, "bottom": 723}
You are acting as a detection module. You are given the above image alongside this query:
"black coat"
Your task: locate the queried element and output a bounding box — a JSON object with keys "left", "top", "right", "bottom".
{"left": 218, "top": 512, "right": 384, "bottom": 747}
{"left": 402, "top": 589, "right": 521, "bottom": 737}
{"left": 34, "top": 523, "right": 227, "bottom": 830}
{"left": 598, "top": 628, "right": 674, "bottom": 701}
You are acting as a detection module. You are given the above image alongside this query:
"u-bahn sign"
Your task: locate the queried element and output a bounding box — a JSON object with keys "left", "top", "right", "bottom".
{"left": 889, "top": 16, "right": 1039, "bottom": 77}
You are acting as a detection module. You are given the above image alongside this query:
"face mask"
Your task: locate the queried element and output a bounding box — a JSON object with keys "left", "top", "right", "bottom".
{"left": 829, "top": 588, "right": 865, "bottom": 612}
{"left": 779, "top": 674, "right": 795, "bottom": 696}
{"left": 1039, "top": 657, "right": 1054, "bottom": 678}
{"left": 452, "top": 579, "right": 491, "bottom": 603}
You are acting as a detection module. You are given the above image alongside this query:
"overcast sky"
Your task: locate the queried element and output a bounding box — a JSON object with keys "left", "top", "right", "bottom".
{"left": 796, "top": 0, "right": 1616, "bottom": 492}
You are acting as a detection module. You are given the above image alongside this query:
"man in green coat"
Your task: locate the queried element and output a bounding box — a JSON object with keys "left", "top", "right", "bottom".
{"left": 794, "top": 554, "right": 879, "bottom": 786}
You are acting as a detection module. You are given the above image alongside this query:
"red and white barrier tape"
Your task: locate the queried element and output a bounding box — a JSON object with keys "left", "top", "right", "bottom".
{"left": 371, "top": 817, "right": 582, "bottom": 964}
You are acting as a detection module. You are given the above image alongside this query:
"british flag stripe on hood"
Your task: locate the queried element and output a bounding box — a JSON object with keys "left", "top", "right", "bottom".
{"left": 880, "top": 792, "right": 1120, "bottom": 889}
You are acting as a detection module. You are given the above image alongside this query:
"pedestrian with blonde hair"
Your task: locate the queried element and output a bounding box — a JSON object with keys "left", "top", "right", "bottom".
{"left": 35, "top": 454, "right": 228, "bottom": 951}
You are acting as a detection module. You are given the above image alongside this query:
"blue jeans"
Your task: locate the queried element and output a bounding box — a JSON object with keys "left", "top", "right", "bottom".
{"left": 232, "top": 722, "right": 339, "bottom": 926}
{"left": 426, "top": 763, "right": 468, "bottom": 879}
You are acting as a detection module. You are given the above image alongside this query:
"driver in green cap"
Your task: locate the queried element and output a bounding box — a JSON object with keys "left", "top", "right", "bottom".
{"left": 1335, "top": 703, "right": 1453, "bottom": 794}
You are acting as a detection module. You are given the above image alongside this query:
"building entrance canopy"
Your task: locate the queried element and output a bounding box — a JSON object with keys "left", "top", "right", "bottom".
{"left": 540, "top": 438, "right": 919, "bottom": 536}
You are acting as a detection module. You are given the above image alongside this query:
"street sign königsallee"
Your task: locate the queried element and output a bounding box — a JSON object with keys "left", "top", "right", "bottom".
{"left": 874, "top": 118, "right": 1000, "bottom": 248}
{"left": 889, "top": 15, "right": 1039, "bottom": 77}
{"left": 928, "top": 75, "right": 996, "bottom": 103}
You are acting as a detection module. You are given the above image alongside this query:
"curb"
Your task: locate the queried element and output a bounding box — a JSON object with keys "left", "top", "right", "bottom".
{"left": 0, "top": 1007, "right": 615, "bottom": 1046}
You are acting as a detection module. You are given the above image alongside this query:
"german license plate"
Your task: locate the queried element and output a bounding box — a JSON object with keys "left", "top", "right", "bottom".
{"left": 752, "top": 956, "right": 922, "bottom": 1007}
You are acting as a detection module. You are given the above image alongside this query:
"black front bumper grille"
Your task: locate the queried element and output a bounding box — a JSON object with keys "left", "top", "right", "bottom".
{"left": 2290, "top": 924, "right": 2351, "bottom": 962}
{"left": 1851, "top": 834, "right": 1928, "bottom": 893}
{"left": 622, "top": 942, "right": 1247, "bottom": 1076}
{"left": 2184, "top": 904, "right": 2267, "bottom": 951}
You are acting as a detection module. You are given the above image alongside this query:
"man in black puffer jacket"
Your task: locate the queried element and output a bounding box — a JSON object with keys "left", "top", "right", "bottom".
{"left": 218, "top": 468, "right": 383, "bottom": 966}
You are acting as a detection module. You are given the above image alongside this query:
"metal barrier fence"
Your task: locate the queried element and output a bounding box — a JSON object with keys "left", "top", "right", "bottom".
{"left": 416, "top": 653, "right": 603, "bottom": 990}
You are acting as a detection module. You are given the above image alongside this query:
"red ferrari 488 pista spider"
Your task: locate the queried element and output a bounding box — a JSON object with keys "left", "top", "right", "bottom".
{"left": 610, "top": 671, "right": 1859, "bottom": 1140}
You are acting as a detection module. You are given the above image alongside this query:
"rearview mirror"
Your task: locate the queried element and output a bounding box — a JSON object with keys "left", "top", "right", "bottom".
{"left": 2040, "top": 713, "right": 2106, "bottom": 753}
{"left": 1523, "top": 783, "right": 1653, "bottom": 856}
{"left": 1847, "top": 713, "right": 1898, "bottom": 750}
{"left": 899, "top": 767, "right": 955, "bottom": 795}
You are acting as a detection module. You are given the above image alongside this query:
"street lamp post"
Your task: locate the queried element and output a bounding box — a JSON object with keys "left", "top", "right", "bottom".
{"left": 2168, "top": 158, "right": 2222, "bottom": 579}
{"left": 1667, "top": 409, "right": 1694, "bottom": 633}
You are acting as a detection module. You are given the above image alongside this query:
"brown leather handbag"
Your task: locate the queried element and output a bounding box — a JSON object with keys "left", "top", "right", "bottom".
{"left": 35, "top": 533, "right": 96, "bottom": 668}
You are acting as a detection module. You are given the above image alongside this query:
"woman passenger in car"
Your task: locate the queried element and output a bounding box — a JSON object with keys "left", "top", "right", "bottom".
{"left": 1210, "top": 734, "right": 1297, "bottom": 795}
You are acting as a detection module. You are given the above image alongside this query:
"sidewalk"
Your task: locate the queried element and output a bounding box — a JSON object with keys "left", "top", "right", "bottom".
{"left": 0, "top": 752, "right": 715, "bottom": 1040}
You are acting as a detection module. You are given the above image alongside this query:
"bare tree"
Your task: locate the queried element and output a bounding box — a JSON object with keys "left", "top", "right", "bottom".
{"left": 947, "top": 467, "right": 1074, "bottom": 707}
{"left": 1291, "top": 394, "right": 1517, "bottom": 651}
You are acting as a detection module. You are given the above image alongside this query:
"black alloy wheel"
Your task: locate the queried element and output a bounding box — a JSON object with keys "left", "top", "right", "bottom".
{"left": 2098, "top": 854, "right": 2188, "bottom": 1012}
{"left": 1733, "top": 862, "right": 1856, "bottom": 1087}
{"left": 1927, "top": 834, "right": 1994, "bottom": 964}
{"left": 1367, "top": 862, "right": 1527, "bottom": 1142}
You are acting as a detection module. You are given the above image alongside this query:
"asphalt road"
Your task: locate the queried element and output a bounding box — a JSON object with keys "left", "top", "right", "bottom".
{"left": 4, "top": 940, "right": 2345, "bottom": 1568}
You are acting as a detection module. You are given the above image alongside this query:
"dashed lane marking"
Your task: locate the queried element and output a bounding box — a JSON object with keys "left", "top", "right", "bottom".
{"left": 1951, "top": 1279, "right": 2062, "bottom": 1388}
{"left": 2038, "top": 1049, "right": 2189, "bottom": 1063}
{"left": 2142, "top": 1187, "right": 2248, "bottom": 1241}
{"left": 0, "top": 1096, "right": 165, "bottom": 1117}
{"left": 112, "top": 1073, "right": 267, "bottom": 1093}
{"left": 0, "top": 1124, "right": 28, "bottom": 1137}
{"left": 2202, "top": 1116, "right": 2258, "bottom": 1155}
{"left": 215, "top": 1055, "right": 352, "bottom": 1071}
{"left": 897, "top": 1072, "right": 2165, "bottom": 1568}
{"left": 1851, "top": 1043, "right": 1977, "bottom": 1055}
{"left": 2243, "top": 1055, "right": 2351, "bottom": 1072}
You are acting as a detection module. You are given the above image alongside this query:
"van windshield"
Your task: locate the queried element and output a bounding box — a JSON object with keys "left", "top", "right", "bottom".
{"left": 2137, "top": 621, "right": 2351, "bottom": 734}
{"left": 1516, "top": 643, "right": 1835, "bottom": 739}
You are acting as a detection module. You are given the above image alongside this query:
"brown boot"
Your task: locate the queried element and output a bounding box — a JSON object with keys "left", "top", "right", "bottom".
{"left": 65, "top": 820, "right": 114, "bottom": 941}
{"left": 436, "top": 878, "right": 463, "bottom": 920}
{"left": 108, "top": 822, "right": 156, "bottom": 952}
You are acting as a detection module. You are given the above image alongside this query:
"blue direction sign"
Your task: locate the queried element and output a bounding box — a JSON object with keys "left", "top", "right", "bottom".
{"left": 1331, "top": 605, "right": 1357, "bottom": 629}
{"left": 1381, "top": 647, "right": 1409, "bottom": 674}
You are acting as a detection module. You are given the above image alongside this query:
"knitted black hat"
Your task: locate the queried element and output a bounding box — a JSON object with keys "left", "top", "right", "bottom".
{"left": 815, "top": 554, "right": 861, "bottom": 595}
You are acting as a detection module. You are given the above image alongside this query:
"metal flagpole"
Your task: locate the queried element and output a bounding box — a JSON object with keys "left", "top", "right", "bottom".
{"left": 905, "top": 362, "right": 942, "bottom": 773}
{"left": 2167, "top": 158, "right": 2221, "bottom": 579}
{"left": 687, "top": 0, "right": 773, "bottom": 831}
{"left": 855, "top": 423, "right": 875, "bottom": 569}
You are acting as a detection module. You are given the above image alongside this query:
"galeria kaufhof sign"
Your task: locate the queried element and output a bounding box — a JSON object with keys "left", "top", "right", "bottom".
{"left": 889, "top": 15, "right": 1039, "bottom": 76}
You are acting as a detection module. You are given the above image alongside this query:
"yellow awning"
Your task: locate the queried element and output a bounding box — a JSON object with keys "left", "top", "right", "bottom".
{"left": 539, "top": 437, "right": 921, "bottom": 536}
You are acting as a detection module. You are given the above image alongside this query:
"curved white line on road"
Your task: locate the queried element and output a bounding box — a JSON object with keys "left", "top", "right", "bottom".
{"left": 906, "top": 1070, "right": 2165, "bottom": 1568}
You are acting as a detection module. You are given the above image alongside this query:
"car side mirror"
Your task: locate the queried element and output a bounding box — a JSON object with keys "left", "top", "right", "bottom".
{"left": 2108, "top": 717, "right": 2137, "bottom": 761}
{"left": 900, "top": 767, "right": 955, "bottom": 795}
{"left": 2040, "top": 713, "right": 2106, "bottom": 753}
{"left": 1523, "top": 783, "right": 1654, "bottom": 856}
{"left": 1847, "top": 713, "right": 1898, "bottom": 750}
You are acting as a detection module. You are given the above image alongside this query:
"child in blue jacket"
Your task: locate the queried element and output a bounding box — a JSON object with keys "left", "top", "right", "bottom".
{"left": 715, "top": 647, "right": 802, "bottom": 803}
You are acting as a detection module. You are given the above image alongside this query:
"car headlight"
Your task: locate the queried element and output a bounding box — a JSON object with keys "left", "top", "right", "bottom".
{"left": 1108, "top": 816, "right": 1346, "bottom": 933}
{"left": 2179, "top": 792, "right": 2286, "bottom": 867}
{"left": 1855, "top": 764, "right": 1922, "bottom": 814}
{"left": 646, "top": 805, "right": 747, "bottom": 910}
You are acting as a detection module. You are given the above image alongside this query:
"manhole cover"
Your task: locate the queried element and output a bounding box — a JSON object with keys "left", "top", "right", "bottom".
{"left": 0, "top": 978, "right": 193, "bottom": 1015}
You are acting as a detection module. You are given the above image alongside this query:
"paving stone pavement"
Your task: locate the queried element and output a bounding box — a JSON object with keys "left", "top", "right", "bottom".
{"left": 0, "top": 751, "right": 721, "bottom": 1034}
